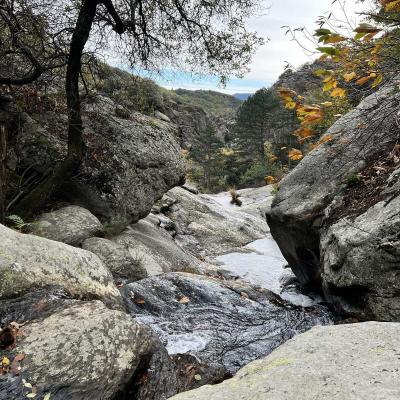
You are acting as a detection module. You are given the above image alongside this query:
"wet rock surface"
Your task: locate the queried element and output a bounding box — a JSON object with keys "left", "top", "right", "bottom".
{"left": 0, "top": 185, "right": 345, "bottom": 399}
{"left": 121, "top": 272, "right": 334, "bottom": 378}
{"left": 170, "top": 322, "right": 400, "bottom": 400}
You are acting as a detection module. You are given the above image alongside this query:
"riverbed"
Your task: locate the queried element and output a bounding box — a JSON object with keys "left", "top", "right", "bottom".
{"left": 208, "top": 191, "right": 320, "bottom": 307}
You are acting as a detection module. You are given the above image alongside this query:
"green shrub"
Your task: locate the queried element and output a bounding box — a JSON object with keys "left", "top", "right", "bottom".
{"left": 346, "top": 174, "right": 362, "bottom": 187}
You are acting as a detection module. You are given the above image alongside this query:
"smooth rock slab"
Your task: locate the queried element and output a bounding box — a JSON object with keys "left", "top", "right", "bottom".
{"left": 0, "top": 224, "right": 120, "bottom": 306}
{"left": 114, "top": 218, "right": 205, "bottom": 276}
{"left": 121, "top": 273, "right": 333, "bottom": 377}
{"left": 0, "top": 301, "right": 178, "bottom": 400}
{"left": 170, "top": 322, "right": 400, "bottom": 400}
{"left": 31, "top": 205, "right": 102, "bottom": 245}
{"left": 161, "top": 187, "right": 270, "bottom": 256}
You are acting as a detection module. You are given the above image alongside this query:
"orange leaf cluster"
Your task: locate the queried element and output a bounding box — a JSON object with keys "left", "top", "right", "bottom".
{"left": 381, "top": 0, "right": 400, "bottom": 12}
{"left": 288, "top": 148, "right": 303, "bottom": 161}
{"left": 265, "top": 175, "right": 276, "bottom": 185}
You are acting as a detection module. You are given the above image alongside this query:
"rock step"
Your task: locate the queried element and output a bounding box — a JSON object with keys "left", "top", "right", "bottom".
{"left": 170, "top": 322, "right": 400, "bottom": 400}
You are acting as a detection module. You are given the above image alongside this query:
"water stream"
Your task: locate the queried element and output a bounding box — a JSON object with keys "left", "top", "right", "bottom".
{"left": 127, "top": 188, "right": 332, "bottom": 366}
{"left": 209, "top": 192, "right": 320, "bottom": 307}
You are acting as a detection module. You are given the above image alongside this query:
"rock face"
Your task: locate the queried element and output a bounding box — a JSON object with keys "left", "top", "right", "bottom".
{"left": 31, "top": 205, "right": 102, "bottom": 245}
{"left": 82, "top": 237, "right": 148, "bottom": 284}
{"left": 163, "top": 100, "right": 210, "bottom": 149}
{"left": 267, "top": 83, "right": 400, "bottom": 319}
{"left": 0, "top": 301, "right": 178, "bottom": 400}
{"left": 12, "top": 95, "right": 185, "bottom": 224}
{"left": 121, "top": 272, "right": 333, "bottom": 378}
{"left": 158, "top": 187, "right": 270, "bottom": 256}
{"left": 321, "top": 194, "right": 400, "bottom": 321}
{"left": 169, "top": 322, "right": 400, "bottom": 400}
{"left": 114, "top": 217, "right": 205, "bottom": 276}
{"left": 0, "top": 224, "right": 120, "bottom": 306}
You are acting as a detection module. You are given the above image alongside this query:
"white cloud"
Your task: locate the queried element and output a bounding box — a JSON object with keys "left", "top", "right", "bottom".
{"left": 152, "top": 0, "right": 372, "bottom": 94}
{"left": 244, "top": 0, "right": 369, "bottom": 84}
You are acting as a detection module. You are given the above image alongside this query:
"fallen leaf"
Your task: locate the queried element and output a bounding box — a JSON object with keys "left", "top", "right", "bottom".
{"left": 371, "top": 73, "right": 383, "bottom": 88}
{"left": 343, "top": 71, "right": 357, "bottom": 82}
{"left": 14, "top": 354, "right": 25, "bottom": 362}
{"left": 26, "top": 393, "right": 36, "bottom": 398}
{"left": 1, "top": 357, "right": 10, "bottom": 366}
{"left": 179, "top": 296, "right": 190, "bottom": 304}
{"left": 356, "top": 76, "right": 371, "bottom": 85}
{"left": 9, "top": 322, "right": 20, "bottom": 330}
{"left": 134, "top": 297, "right": 145, "bottom": 305}
{"left": 318, "top": 135, "right": 333, "bottom": 145}
{"left": 185, "top": 365, "right": 194, "bottom": 373}
{"left": 44, "top": 394, "right": 51, "bottom": 400}
{"left": 330, "top": 87, "right": 346, "bottom": 98}
{"left": 194, "top": 374, "right": 202, "bottom": 381}
{"left": 373, "top": 166, "right": 388, "bottom": 172}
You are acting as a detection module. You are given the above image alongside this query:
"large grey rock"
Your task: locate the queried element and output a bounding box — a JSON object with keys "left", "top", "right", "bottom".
{"left": 163, "top": 101, "right": 210, "bottom": 149}
{"left": 235, "top": 185, "right": 274, "bottom": 218}
{"left": 31, "top": 205, "right": 102, "bottom": 245}
{"left": 321, "top": 195, "right": 400, "bottom": 321}
{"left": 0, "top": 224, "right": 120, "bottom": 306}
{"left": 82, "top": 237, "right": 148, "bottom": 284}
{"left": 170, "top": 322, "right": 400, "bottom": 400}
{"left": 154, "top": 110, "right": 171, "bottom": 122}
{"left": 114, "top": 218, "right": 205, "bottom": 276}
{"left": 121, "top": 272, "right": 333, "bottom": 379}
{"left": 0, "top": 301, "right": 179, "bottom": 400}
{"left": 13, "top": 95, "right": 185, "bottom": 224}
{"left": 161, "top": 187, "right": 270, "bottom": 255}
{"left": 267, "top": 84, "right": 400, "bottom": 292}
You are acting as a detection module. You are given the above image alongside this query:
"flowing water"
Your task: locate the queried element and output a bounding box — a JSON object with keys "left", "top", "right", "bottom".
{"left": 209, "top": 192, "right": 321, "bottom": 307}
{"left": 127, "top": 188, "right": 332, "bottom": 367}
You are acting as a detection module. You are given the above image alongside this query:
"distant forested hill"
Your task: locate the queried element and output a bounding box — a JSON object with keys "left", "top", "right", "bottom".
{"left": 233, "top": 93, "right": 253, "bottom": 101}
{"left": 172, "top": 89, "right": 242, "bottom": 117}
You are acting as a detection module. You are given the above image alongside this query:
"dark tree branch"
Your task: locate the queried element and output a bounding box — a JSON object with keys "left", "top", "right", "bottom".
{"left": 0, "top": 7, "right": 44, "bottom": 85}
{"left": 101, "top": 0, "right": 126, "bottom": 34}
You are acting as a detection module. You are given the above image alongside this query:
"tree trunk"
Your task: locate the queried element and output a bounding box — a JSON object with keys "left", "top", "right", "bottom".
{"left": 12, "top": 0, "right": 99, "bottom": 217}
{"left": 0, "top": 123, "right": 6, "bottom": 223}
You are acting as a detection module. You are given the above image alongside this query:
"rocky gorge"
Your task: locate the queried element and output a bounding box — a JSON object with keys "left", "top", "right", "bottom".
{"left": 0, "top": 70, "right": 400, "bottom": 399}
{"left": 0, "top": 178, "right": 333, "bottom": 399}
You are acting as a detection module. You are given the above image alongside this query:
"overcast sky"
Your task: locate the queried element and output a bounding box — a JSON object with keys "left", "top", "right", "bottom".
{"left": 155, "top": 0, "right": 370, "bottom": 94}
